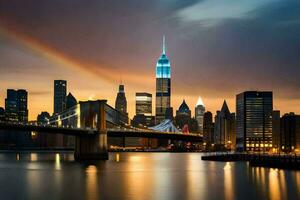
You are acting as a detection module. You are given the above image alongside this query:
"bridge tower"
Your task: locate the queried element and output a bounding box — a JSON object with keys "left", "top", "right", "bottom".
{"left": 74, "top": 100, "right": 108, "bottom": 160}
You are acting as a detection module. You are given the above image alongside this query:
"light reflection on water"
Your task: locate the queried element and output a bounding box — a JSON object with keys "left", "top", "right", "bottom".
{"left": 0, "top": 152, "right": 299, "bottom": 200}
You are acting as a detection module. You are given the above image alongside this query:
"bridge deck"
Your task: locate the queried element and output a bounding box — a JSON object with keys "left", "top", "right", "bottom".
{"left": 0, "top": 123, "right": 202, "bottom": 142}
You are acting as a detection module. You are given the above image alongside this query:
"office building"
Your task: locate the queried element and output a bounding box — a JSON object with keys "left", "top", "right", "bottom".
{"left": 115, "top": 84, "right": 127, "bottom": 114}
{"left": 5, "top": 89, "right": 28, "bottom": 122}
{"left": 203, "top": 111, "right": 214, "bottom": 145}
{"left": 236, "top": 91, "right": 273, "bottom": 152}
{"left": 272, "top": 110, "right": 281, "bottom": 151}
{"left": 156, "top": 36, "right": 171, "bottom": 124}
{"left": 195, "top": 96, "right": 205, "bottom": 134}
{"left": 0, "top": 107, "right": 5, "bottom": 122}
{"left": 66, "top": 92, "right": 77, "bottom": 109}
{"left": 54, "top": 80, "right": 67, "bottom": 115}
{"left": 214, "top": 100, "right": 236, "bottom": 150}
{"left": 280, "top": 113, "right": 300, "bottom": 152}
{"left": 136, "top": 93, "right": 152, "bottom": 116}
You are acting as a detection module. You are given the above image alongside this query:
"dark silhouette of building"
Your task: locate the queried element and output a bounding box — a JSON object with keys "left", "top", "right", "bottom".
{"left": 272, "top": 110, "right": 281, "bottom": 151}
{"left": 0, "top": 107, "right": 5, "bottom": 122}
{"left": 54, "top": 80, "right": 67, "bottom": 115}
{"left": 280, "top": 113, "right": 300, "bottom": 152}
{"left": 165, "top": 107, "right": 174, "bottom": 120}
{"left": 66, "top": 92, "right": 77, "bottom": 109}
{"left": 37, "top": 112, "right": 51, "bottom": 125}
{"left": 203, "top": 111, "right": 214, "bottom": 145}
{"left": 236, "top": 91, "right": 273, "bottom": 152}
{"left": 156, "top": 36, "right": 171, "bottom": 124}
{"left": 5, "top": 89, "right": 28, "bottom": 122}
{"left": 115, "top": 85, "right": 127, "bottom": 114}
{"left": 214, "top": 100, "right": 236, "bottom": 150}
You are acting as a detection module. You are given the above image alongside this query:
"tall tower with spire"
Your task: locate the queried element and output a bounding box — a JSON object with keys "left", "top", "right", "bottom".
{"left": 155, "top": 36, "right": 171, "bottom": 124}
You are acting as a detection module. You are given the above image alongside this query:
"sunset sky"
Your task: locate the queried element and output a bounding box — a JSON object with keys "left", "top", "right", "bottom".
{"left": 1, "top": 0, "right": 300, "bottom": 120}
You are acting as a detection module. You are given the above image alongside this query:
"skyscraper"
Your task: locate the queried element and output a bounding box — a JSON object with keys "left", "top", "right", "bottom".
{"left": 115, "top": 84, "right": 127, "bottom": 114}
{"left": 272, "top": 110, "right": 281, "bottom": 151}
{"left": 203, "top": 111, "right": 214, "bottom": 145}
{"left": 54, "top": 80, "right": 67, "bottom": 115}
{"left": 5, "top": 89, "right": 28, "bottom": 122}
{"left": 236, "top": 91, "right": 273, "bottom": 152}
{"left": 155, "top": 36, "right": 171, "bottom": 124}
{"left": 280, "top": 113, "right": 300, "bottom": 152}
{"left": 66, "top": 92, "right": 77, "bottom": 109}
{"left": 195, "top": 96, "right": 205, "bottom": 134}
{"left": 136, "top": 93, "right": 152, "bottom": 116}
{"left": 214, "top": 100, "right": 236, "bottom": 150}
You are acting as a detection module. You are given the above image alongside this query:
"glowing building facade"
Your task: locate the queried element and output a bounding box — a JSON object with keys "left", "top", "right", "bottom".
{"left": 195, "top": 97, "right": 205, "bottom": 134}
{"left": 155, "top": 36, "right": 171, "bottom": 124}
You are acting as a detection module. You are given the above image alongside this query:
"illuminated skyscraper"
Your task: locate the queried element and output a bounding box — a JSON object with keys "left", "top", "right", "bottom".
{"left": 195, "top": 96, "right": 205, "bottom": 134}
{"left": 136, "top": 93, "right": 152, "bottom": 116}
{"left": 115, "top": 84, "right": 127, "bottom": 114}
{"left": 155, "top": 36, "right": 171, "bottom": 124}
{"left": 54, "top": 80, "right": 67, "bottom": 115}
{"left": 236, "top": 91, "right": 273, "bottom": 152}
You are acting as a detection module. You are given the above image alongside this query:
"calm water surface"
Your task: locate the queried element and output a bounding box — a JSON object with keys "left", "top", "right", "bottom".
{"left": 0, "top": 152, "right": 299, "bottom": 200}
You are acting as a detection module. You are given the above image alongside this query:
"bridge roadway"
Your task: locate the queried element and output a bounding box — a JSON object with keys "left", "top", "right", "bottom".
{"left": 0, "top": 123, "right": 202, "bottom": 142}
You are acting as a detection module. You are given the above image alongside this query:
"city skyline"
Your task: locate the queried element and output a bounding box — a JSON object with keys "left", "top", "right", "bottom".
{"left": 1, "top": 0, "right": 300, "bottom": 120}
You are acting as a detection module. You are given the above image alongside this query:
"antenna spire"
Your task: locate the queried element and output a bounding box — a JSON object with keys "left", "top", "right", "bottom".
{"left": 162, "top": 35, "right": 166, "bottom": 55}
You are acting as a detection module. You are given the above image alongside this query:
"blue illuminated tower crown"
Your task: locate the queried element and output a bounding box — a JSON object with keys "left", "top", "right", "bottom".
{"left": 156, "top": 35, "right": 171, "bottom": 78}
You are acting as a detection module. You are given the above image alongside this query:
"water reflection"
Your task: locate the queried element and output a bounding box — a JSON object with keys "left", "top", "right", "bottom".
{"left": 224, "top": 162, "right": 233, "bottom": 200}
{"left": 86, "top": 165, "right": 99, "bottom": 200}
{"left": 55, "top": 153, "right": 61, "bottom": 170}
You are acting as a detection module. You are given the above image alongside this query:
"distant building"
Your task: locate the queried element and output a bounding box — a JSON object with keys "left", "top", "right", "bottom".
{"left": 115, "top": 85, "right": 127, "bottom": 114}
{"left": 214, "top": 100, "right": 236, "bottom": 150}
{"left": 66, "top": 92, "right": 77, "bottom": 109}
{"left": 203, "top": 111, "right": 214, "bottom": 145}
{"left": 236, "top": 91, "right": 273, "bottom": 152}
{"left": 0, "top": 107, "right": 5, "bottom": 122}
{"left": 176, "top": 100, "right": 191, "bottom": 117}
{"left": 280, "top": 113, "right": 300, "bottom": 152}
{"left": 175, "top": 100, "right": 198, "bottom": 132}
{"left": 165, "top": 107, "right": 174, "bottom": 120}
{"left": 136, "top": 93, "right": 152, "bottom": 116}
{"left": 156, "top": 36, "right": 171, "bottom": 124}
{"left": 5, "top": 89, "right": 28, "bottom": 122}
{"left": 272, "top": 110, "right": 281, "bottom": 150}
{"left": 133, "top": 92, "right": 153, "bottom": 127}
{"left": 195, "top": 96, "right": 205, "bottom": 134}
{"left": 54, "top": 80, "right": 67, "bottom": 115}
{"left": 37, "top": 111, "right": 51, "bottom": 125}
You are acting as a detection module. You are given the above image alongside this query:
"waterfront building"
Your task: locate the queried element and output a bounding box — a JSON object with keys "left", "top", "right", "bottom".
{"left": 280, "top": 113, "right": 300, "bottom": 152}
{"left": 203, "top": 111, "right": 214, "bottom": 145}
{"left": 5, "top": 89, "right": 28, "bottom": 122}
{"left": 195, "top": 96, "right": 205, "bottom": 134}
{"left": 272, "top": 110, "right": 281, "bottom": 151}
{"left": 54, "top": 80, "right": 67, "bottom": 115}
{"left": 236, "top": 91, "right": 273, "bottom": 152}
{"left": 214, "top": 100, "right": 236, "bottom": 150}
{"left": 115, "top": 85, "right": 127, "bottom": 115}
{"left": 66, "top": 93, "right": 77, "bottom": 109}
{"left": 155, "top": 36, "right": 171, "bottom": 124}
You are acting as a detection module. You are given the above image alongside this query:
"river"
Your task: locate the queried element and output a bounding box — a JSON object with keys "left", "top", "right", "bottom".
{"left": 0, "top": 152, "right": 299, "bottom": 200}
